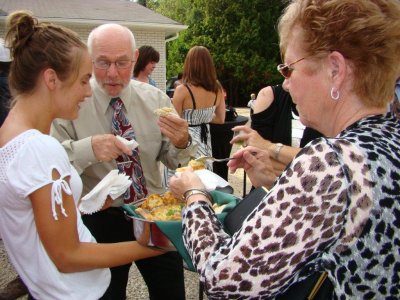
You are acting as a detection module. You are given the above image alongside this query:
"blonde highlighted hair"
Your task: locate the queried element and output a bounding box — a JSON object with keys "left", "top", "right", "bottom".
{"left": 278, "top": 0, "right": 400, "bottom": 107}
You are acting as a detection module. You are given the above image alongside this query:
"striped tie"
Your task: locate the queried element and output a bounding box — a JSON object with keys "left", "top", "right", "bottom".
{"left": 110, "top": 97, "right": 147, "bottom": 203}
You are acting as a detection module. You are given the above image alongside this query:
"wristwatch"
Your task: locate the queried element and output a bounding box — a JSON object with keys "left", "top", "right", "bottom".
{"left": 178, "top": 134, "right": 192, "bottom": 149}
{"left": 273, "top": 143, "right": 284, "bottom": 160}
{"left": 185, "top": 134, "right": 192, "bottom": 148}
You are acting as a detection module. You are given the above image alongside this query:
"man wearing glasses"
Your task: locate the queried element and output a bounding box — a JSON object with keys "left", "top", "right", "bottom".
{"left": 51, "top": 24, "right": 192, "bottom": 300}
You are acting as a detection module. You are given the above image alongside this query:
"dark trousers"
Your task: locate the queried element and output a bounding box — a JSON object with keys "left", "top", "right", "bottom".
{"left": 82, "top": 207, "right": 185, "bottom": 300}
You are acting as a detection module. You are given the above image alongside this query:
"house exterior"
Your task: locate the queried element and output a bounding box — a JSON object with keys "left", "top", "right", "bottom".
{"left": 0, "top": 0, "right": 187, "bottom": 92}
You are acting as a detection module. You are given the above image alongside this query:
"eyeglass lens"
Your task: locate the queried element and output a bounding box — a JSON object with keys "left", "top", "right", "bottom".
{"left": 277, "top": 57, "right": 306, "bottom": 79}
{"left": 277, "top": 64, "right": 292, "bottom": 78}
{"left": 94, "top": 60, "right": 132, "bottom": 69}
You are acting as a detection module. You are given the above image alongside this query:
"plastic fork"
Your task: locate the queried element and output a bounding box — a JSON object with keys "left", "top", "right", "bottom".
{"left": 194, "top": 155, "right": 234, "bottom": 163}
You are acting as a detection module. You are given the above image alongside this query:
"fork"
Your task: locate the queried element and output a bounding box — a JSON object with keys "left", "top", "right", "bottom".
{"left": 194, "top": 155, "right": 234, "bottom": 163}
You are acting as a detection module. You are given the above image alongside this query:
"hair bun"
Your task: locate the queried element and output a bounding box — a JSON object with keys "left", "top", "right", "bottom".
{"left": 6, "top": 10, "right": 37, "bottom": 53}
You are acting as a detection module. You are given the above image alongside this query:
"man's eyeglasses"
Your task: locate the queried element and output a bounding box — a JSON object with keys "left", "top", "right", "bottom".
{"left": 93, "top": 59, "right": 134, "bottom": 70}
{"left": 277, "top": 57, "right": 306, "bottom": 79}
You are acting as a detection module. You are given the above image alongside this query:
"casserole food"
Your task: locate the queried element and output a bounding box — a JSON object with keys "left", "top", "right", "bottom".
{"left": 175, "top": 159, "right": 206, "bottom": 172}
{"left": 123, "top": 190, "right": 239, "bottom": 263}
{"left": 135, "top": 192, "right": 185, "bottom": 221}
{"left": 125, "top": 197, "right": 177, "bottom": 251}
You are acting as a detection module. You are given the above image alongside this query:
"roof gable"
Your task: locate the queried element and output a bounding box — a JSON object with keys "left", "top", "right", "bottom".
{"left": 0, "top": 0, "right": 186, "bottom": 37}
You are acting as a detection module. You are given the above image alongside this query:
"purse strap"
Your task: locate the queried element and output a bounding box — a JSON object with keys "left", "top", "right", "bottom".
{"left": 307, "top": 272, "right": 328, "bottom": 300}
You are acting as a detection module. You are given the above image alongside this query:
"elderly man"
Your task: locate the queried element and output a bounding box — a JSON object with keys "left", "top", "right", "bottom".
{"left": 51, "top": 24, "right": 193, "bottom": 300}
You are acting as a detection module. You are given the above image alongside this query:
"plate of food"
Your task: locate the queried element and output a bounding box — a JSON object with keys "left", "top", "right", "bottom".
{"left": 122, "top": 190, "right": 239, "bottom": 271}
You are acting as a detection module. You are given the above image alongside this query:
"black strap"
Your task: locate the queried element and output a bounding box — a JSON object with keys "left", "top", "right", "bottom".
{"left": 184, "top": 84, "right": 197, "bottom": 109}
{"left": 185, "top": 83, "right": 218, "bottom": 108}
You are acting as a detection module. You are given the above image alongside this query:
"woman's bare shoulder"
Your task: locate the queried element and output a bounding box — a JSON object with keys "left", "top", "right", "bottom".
{"left": 254, "top": 86, "right": 274, "bottom": 113}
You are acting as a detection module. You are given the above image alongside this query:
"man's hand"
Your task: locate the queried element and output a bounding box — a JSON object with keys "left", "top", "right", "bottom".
{"left": 158, "top": 114, "right": 189, "bottom": 149}
{"left": 92, "top": 134, "right": 133, "bottom": 162}
{"left": 227, "top": 146, "right": 277, "bottom": 189}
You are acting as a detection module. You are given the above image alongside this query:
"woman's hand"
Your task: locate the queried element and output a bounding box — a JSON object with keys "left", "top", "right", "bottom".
{"left": 227, "top": 146, "right": 277, "bottom": 189}
{"left": 169, "top": 167, "right": 206, "bottom": 200}
{"left": 231, "top": 125, "right": 273, "bottom": 149}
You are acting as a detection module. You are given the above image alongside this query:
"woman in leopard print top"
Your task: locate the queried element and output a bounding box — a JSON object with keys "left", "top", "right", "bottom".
{"left": 170, "top": 0, "right": 400, "bottom": 299}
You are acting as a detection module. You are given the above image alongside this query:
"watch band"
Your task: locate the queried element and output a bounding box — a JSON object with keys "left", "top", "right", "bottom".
{"left": 186, "top": 134, "right": 192, "bottom": 148}
{"left": 273, "top": 143, "right": 284, "bottom": 160}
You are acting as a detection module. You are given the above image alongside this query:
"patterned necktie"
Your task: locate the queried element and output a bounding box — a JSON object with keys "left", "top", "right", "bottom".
{"left": 110, "top": 97, "right": 147, "bottom": 203}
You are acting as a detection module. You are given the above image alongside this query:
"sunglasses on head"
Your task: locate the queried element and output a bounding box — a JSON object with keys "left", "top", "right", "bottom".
{"left": 277, "top": 56, "right": 307, "bottom": 79}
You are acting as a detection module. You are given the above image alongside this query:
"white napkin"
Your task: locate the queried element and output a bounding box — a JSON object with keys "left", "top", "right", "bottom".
{"left": 79, "top": 170, "right": 132, "bottom": 214}
{"left": 116, "top": 135, "right": 139, "bottom": 149}
{"left": 175, "top": 169, "right": 230, "bottom": 191}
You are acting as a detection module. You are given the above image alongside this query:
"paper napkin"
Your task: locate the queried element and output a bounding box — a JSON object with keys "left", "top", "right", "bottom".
{"left": 116, "top": 135, "right": 139, "bottom": 149}
{"left": 79, "top": 169, "right": 132, "bottom": 214}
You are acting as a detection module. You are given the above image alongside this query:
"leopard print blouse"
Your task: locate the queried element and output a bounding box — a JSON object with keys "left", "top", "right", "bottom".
{"left": 182, "top": 114, "right": 400, "bottom": 299}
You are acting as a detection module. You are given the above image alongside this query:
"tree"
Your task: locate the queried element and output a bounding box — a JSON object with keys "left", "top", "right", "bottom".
{"left": 148, "top": 0, "right": 285, "bottom": 106}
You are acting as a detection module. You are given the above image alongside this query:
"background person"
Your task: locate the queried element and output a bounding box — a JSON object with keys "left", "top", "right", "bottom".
{"left": 169, "top": 0, "right": 400, "bottom": 298}
{"left": 173, "top": 72, "right": 183, "bottom": 89}
{"left": 0, "top": 11, "right": 162, "bottom": 300}
{"left": 0, "top": 38, "right": 11, "bottom": 127}
{"left": 51, "top": 23, "right": 191, "bottom": 300}
{"left": 133, "top": 45, "right": 160, "bottom": 87}
{"left": 247, "top": 92, "right": 256, "bottom": 115}
{"left": 231, "top": 84, "right": 323, "bottom": 177}
{"left": 163, "top": 46, "right": 225, "bottom": 185}
{"left": 172, "top": 46, "right": 225, "bottom": 162}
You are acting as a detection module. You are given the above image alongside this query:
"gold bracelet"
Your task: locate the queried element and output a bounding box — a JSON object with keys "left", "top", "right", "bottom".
{"left": 183, "top": 189, "right": 213, "bottom": 204}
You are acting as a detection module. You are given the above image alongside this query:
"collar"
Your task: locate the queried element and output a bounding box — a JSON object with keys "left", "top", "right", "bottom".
{"left": 91, "top": 78, "right": 131, "bottom": 115}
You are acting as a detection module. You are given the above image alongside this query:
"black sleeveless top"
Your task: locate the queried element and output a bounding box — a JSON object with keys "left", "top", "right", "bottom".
{"left": 251, "top": 84, "right": 322, "bottom": 147}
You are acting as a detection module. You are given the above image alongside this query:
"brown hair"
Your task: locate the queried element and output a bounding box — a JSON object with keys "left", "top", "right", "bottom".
{"left": 278, "top": 0, "right": 400, "bottom": 107}
{"left": 5, "top": 11, "right": 87, "bottom": 97}
{"left": 182, "top": 46, "right": 221, "bottom": 94}
{"left": 133, "top": 45, "right": 160, "bottom": 77}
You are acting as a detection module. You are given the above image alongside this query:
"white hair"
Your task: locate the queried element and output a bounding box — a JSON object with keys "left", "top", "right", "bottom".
{"left": 87, "top": 23, "right": 136, "bottom": 55}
